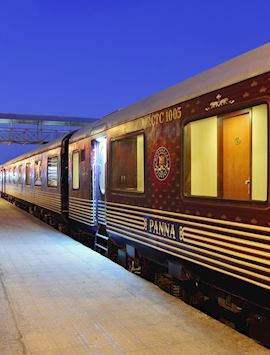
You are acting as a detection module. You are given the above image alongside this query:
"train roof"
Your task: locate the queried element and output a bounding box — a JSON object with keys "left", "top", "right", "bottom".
{"left": 71, "top": 42, "right": 270, "bottom": 143}
{"left": 2, "top": 133, "right": 72, "bottom": 166}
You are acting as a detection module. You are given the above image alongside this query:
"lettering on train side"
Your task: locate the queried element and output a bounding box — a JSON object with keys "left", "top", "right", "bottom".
{"left": 144, "top": 218, "right": 177, "bottom": 240}
{"left": 143, "top": 106, "right": 182, "bottom": 128}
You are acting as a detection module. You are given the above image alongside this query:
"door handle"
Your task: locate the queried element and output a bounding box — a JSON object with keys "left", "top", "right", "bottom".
{"left": 245, "top": 179, "right": 251, "bottom": 196}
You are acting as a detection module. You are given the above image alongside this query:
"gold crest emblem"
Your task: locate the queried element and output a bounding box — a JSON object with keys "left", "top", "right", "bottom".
{"left": 153, "top": 147, "right": 171, "bottom": 181}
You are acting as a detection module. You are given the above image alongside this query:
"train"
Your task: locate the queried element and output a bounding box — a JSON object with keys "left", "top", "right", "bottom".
{"left": 1, "top": 43, "right": 270, "bottom": 345}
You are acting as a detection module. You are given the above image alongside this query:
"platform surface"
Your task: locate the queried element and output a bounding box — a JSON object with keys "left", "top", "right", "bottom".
{"left": 0, "top": 198, "right": 269, "bottom": 355}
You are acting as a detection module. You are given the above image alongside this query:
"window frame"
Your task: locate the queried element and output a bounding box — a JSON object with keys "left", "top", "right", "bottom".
{"left": 25, "top": 162, "right": 31, "bottom": 185}
{"left": 18, "top": 165, "right": 23, "bottom": 184}
{"left": 13, "top": 166, "right": 16, "bottom": 184}
{"left": 181, "top": 100, "right": 269, "bottom": 206}
{"left": 72, "top": 150, "right": 80, "bottom": 190}
{"left": 110, "top": 131, "right": 145, "bottom": 195}
{"left": 80, "top": 149, "right": 85, "bottom": 162}
{"left": 47, "top": 155, "right": 58, "bottom": 188}
{"left": 34, "top": 160, "right": 42, "bottom": 186}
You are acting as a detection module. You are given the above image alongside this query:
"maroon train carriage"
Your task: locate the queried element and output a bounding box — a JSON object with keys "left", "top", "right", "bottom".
{"left": 1, "top": 133, "right": 71, "bottom": 227}
{"left": 76, "top": 43, "right": 270, "bottom": 293}
{"left": 67, "top": 43, "right": 270, "bottom": 344}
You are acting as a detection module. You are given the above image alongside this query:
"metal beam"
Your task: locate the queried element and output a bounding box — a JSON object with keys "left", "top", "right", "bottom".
{"left": 0, "top": 128, "right": 72, "bottom": 144}
{"left": 0, "top": 113, "right": 97, "bottom": 144}
{"left": 0, "top": 113, "right": 97, "bottom": 126}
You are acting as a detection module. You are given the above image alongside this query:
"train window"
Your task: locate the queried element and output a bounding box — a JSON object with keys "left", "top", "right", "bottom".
{"left": 183, "top": 103, "right": 268, "bottom": 201}
{"left": 25, "top": 163, "right": 31, "bottom": 185}
{"left": 34, "top": 160, "right": 42, "bottom": 186}
{"left": 111, "top": 133, "right": 144, "bottom": 193}
{"left": 72, "top": 151, "right": 80, "bottom": 189}
{"left": 47, "top": 156, "right": 58, "bottom": 187}
{"left": 80, "top": 149, "right": 85, "bottom": 162}
{"left": 18, "top": 165, "right": 23, "bottom": 184}
{"left": 13, "top": 166, "right": 16, "bottom": 184}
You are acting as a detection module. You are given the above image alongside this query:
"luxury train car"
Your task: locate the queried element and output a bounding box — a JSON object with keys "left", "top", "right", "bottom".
{"left": 0, "top": 134, "right": 71, "bottom": 221}
{"left": 1, "top": 43, "right": 270, "bottom": 345}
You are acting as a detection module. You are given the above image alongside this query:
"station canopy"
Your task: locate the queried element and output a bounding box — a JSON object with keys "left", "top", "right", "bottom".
{"left": 0, "top": 113, "right": 97, "bottom": 144}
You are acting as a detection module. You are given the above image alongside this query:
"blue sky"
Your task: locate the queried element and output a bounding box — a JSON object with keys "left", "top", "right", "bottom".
{"left": 0, "top": 0, "right": 269, "bottom": 161}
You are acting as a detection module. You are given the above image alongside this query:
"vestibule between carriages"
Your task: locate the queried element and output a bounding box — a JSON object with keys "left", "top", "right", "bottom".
{"left": 184, "top": 103, "right": 268, "bottom": 201}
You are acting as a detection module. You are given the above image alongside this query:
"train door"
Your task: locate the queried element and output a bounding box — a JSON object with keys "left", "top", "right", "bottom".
{"left": 2, "top": 169, "right": 6, "bottom": 194}
{"left": 93, "top": 136, "right": 107, "bottom": 226}
{"left": 92, "top": 136, "right": 109, "bottom": 255}
{"left": 0, "top": 169, "right": 2, "bottom": 193}
{"left": 223, "top": 112, "right": 251, "bottom": 200}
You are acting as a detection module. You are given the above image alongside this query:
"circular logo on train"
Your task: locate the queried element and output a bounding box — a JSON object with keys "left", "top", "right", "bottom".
{"left": 153, "top": 147, "right": 171, "bottom": 181}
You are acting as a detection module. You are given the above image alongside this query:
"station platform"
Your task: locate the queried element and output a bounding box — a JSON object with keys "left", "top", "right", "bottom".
{"left": 0, "top": 198, "right": 269, "bottom": 355}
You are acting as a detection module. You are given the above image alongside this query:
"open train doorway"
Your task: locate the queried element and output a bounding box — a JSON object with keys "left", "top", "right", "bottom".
{"left": 0, "top": 169, "right": 6, "bottom": 194}
{"left": 92, "top": 136, "right": 109, "bottom": 255}
{"left": 93, "top": 136, "right": 107, "bottom": 226}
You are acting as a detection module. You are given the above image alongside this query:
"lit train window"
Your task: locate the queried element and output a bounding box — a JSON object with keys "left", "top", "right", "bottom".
{"left": 13, "top": 166, "right": 16, "bottom": 184}
{"left": 72, "top": 151, "right": 80, "bottom": 189}
{"left": 18, "top": 165, "right": 23, "bottom": 184}
{"left": 183, "top": 104, "right": 268, "bottom": 201}
{"left": 25, "top": 163, "right": 31, "bottom": 185}
{"left": 111, "top": 133, "right": 144, "bottom": 193}
{"left": 35, "top": 160, "right": 42, "bottom": 186}
{"left": 47, "top": 156, "right": 58, "bottom": 187}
